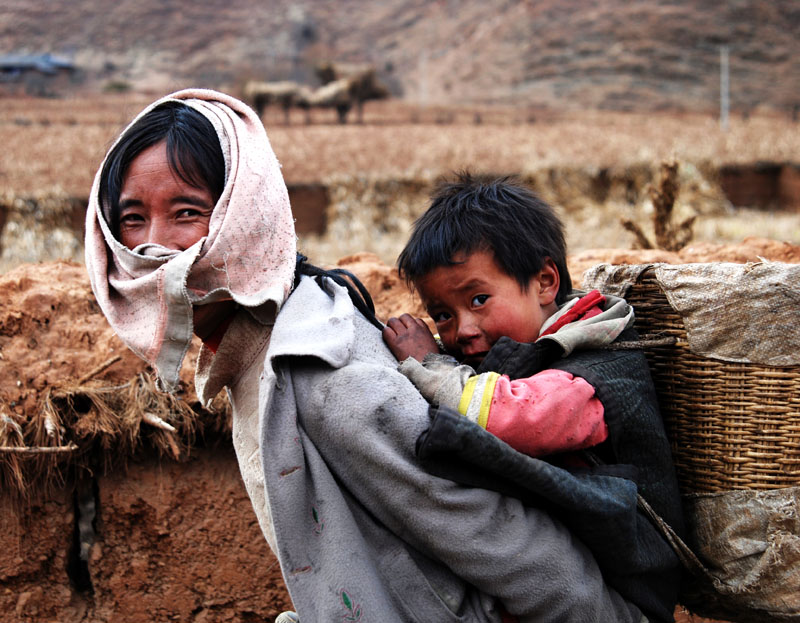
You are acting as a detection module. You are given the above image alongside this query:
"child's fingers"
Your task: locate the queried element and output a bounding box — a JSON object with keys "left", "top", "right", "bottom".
{"left": 384, "top": 316, "right": 404, "bottom": 335}
{"left": 382, "top": 314, "right": 438, "bottom": 362}
{"left": 414, "top": 317, "right": 431, "bottom": 332}
{"left": 397, "top": 313, "right": 421, "bottom": 328}
{"left": 385, "top": 314, "right": 421, "bottom": 333}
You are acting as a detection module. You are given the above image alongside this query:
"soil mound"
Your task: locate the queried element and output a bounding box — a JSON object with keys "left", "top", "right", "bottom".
{"left": 568, "top": 236, "right": 800, "bottom": 281}
{"left": 0, "top": 261, "right": 142, "bottom": 412}
{"left": 4, "top": 239, "right": 798, "bottom": 455}
{"left": 341, "top": 238, "right": 800, "bottom": 325}
{"left": 3, "top": 239, "right": 799, "bottom": 475}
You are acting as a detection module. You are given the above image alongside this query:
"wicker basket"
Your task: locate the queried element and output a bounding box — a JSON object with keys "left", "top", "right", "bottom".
{"left": 625, "top": 268, "right": 800, "bottom": 494}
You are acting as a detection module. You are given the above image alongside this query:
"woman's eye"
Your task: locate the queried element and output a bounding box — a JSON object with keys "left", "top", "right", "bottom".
{"left": 119, "top": 213, "right": 144, "bottom": 225}
{"left": 472, "top": 294, "right": 489, "bottom": 306}
{"left": 176, "top": 207, "right": 203, "bottom": 218}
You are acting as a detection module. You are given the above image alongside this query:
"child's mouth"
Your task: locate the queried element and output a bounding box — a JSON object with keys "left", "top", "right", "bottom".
{"left": 462, "top": 352, "right": 487, "bottom": 367}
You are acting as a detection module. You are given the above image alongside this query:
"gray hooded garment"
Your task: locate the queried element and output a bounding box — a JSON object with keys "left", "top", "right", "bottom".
{"left": 200, "top": 275, "right": 646, "bottom": 622}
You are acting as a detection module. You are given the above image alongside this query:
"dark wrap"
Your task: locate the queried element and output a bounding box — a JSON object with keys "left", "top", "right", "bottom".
{"left": 416, "top": 329, "right": 684, "bottom": 623}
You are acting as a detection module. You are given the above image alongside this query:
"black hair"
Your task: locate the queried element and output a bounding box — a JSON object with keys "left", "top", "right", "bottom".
{"left": 99, "top": 101, "right": 226, "bottom": 238}
{"left": 397, "top": 173, "right": 572, "bottom": 304}
{"left": 294, "top": 254, "right": 383, "bottom": 330}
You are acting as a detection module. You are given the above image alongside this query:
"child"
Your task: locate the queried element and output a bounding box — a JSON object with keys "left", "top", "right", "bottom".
{"left": 383, "top": 173, "right": 685, "bottom": 623}
{"left": 382, "top": 173, "right": 634, "bottom": 458}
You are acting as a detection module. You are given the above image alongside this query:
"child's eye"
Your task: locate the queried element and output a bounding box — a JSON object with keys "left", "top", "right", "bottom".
{"left": 431, "top": 311, "right": 451, "bottom": 324}
{"left": 471, "top": 294, "right": 489, "bottom": 307}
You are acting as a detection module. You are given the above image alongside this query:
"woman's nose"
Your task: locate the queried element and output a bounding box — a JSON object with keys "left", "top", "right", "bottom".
{"left": 146, "top": 218, "right": 181, "bottom": 250}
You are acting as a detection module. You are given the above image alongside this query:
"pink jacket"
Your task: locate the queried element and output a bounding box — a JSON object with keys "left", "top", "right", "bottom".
{"left": 456, "top": 291, "right": 617, "bottom": 457}
{"left": 466, "top": 368, "right": 607, "bottom": 457}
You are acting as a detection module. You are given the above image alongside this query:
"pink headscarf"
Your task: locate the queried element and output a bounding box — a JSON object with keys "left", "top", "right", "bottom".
{"left": 85, "top": 89, "right": 297, "bottom": 390}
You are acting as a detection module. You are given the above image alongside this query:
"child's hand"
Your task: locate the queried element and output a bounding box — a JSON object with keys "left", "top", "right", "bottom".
{"left": 383, "top": 314, "right": 440, "bottom": 361}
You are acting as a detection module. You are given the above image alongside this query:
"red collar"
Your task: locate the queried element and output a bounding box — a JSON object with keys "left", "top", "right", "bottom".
{"left": 540, "top": 290, "right": 606, "bottom": 337}
{"left": 201, "top": 314, "right": 235, "bottom": 354}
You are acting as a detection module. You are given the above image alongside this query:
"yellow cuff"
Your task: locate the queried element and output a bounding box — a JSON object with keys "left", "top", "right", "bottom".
{"left": 457, "top": 372, "right": 500, "bottom": 429}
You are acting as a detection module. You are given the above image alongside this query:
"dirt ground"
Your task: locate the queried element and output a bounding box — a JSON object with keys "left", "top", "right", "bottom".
{"left": 3, "top": 447, "right": 292, "bottom": 622}
{"left": 4, "top": 239, "right": 800, "bottom": 622}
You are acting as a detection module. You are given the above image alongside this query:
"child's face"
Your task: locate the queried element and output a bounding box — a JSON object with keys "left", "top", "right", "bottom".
{"left": 415, "top": 249, "right": 560, "bottom": 366}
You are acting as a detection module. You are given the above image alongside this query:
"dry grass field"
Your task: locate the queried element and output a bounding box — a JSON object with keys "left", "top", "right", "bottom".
{"left": 2, "top": 95, "right": 797, "bottom": 191}
{"left": 1, "top": 94, "right": 798, "bottom": 268}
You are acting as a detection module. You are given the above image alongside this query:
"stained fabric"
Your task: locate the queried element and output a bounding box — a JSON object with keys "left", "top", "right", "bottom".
{"left": 261, "top": 277, "right": 644, "bottom": 622}
{"left": 583, "top": 262, "right": 800, "bottom": 367}
{"left": 582, "top": 261, "right": 800, "bottom": 620}
{"left": 85, "top": 89, "right": 296, "bottom": 390}
{"left": 680, "top": 487, "right": 800, "bottom": 621}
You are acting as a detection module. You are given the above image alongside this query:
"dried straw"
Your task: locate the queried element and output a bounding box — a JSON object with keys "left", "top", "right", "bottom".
{"left": 4, "top": 367, "right": 229, "bottom": 504}
{"left": 0, "top": 410, "right": 27, "bottom": 494}
{"left": 620, "top": 160, "right": 697, "bottom": 252}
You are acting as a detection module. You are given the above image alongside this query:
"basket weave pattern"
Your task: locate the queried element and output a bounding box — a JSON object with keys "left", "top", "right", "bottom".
{"left": 626, "top": 270, "right": 800, "bottom": 493}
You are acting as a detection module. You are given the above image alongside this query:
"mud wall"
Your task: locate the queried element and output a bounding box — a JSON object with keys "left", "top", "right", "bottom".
{"left": 2, "top": 443, "right": 724, "bottom": 623}
{"left": 2, "top": 444, "right": 292, "bottom": 623}
{"left": 2, "top": 161, "right": 798, "bottom": 273}
{"left": 719, "top": 163, "right": 800, "bottom": 212}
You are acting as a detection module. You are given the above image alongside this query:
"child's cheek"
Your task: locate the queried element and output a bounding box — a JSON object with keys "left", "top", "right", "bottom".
{"left": 491, "top": 307, "right": 541, "bottom": 345}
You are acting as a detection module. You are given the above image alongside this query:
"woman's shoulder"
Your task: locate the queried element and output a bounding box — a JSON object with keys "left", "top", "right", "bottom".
{"left": 272, "top": 276, "right": 395, "bottom": 369}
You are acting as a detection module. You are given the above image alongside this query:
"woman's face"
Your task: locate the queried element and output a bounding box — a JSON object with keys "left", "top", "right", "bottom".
{"left": 118, "top": 141, "right": 215, "bottom": 250}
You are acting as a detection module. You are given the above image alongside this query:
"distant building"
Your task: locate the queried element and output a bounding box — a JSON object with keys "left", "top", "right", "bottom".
{"left": 0, "top": 53, "right": 78, "bottom": 96}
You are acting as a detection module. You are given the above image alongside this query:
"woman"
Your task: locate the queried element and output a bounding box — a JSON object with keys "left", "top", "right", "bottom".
{"left": 85, "top": 89, "right": 649, "bottom": 622}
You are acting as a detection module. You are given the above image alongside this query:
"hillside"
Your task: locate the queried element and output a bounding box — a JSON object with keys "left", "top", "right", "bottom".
{"left": 1, "top": 0, "right": 798, "bottom": 113}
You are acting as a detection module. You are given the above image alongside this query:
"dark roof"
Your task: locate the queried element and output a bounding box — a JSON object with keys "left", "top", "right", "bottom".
{"left": 0, "top": 53, "right": 75, "bottom": 74}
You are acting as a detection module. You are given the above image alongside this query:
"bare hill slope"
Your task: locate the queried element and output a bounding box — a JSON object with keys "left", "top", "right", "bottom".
{"left": 1, "top": 0, "right": 797, "bottom": 113}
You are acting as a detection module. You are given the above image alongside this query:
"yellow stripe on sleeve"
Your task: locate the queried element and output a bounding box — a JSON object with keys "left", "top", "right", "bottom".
{"left": 477, "top": 372, "right": 500, "bottom": 429}
{"left": 458, "top": 376, "right": 478, "bottom": 416}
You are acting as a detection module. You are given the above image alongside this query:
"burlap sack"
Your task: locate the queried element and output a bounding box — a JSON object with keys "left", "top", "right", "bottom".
{"left": 680, "top": 487, "right": 800, "bottom": 622}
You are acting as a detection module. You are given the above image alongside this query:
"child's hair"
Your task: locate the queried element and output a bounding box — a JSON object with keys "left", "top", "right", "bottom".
{"left": 397, "top": 173, "right": 572, "bottom": 303}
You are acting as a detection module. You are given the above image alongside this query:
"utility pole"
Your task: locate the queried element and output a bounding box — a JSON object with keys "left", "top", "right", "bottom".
{"left": 720, "top": 45, "right": 730, "bottom": 131}
{"left": 418, "top": 51, "right": 428, "bottom": 109}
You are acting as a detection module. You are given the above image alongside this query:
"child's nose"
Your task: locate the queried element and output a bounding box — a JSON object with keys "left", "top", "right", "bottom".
{"left": 456, "top": 316, "right": 481, "bottom": 343}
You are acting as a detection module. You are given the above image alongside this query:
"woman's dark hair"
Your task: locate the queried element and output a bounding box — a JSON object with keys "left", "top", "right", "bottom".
{"left": 295, "top": 254, "right": 383, "bottom": 330}
{"left": 397, "top": 173, "right": 572, "bottom": 304}
{"left": 99, "top": 101, "right": 226, "bottom": 237}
